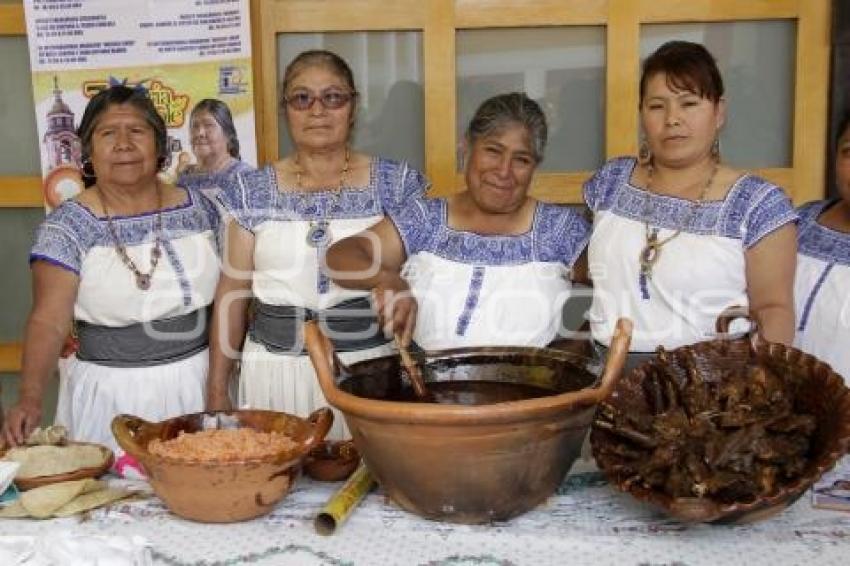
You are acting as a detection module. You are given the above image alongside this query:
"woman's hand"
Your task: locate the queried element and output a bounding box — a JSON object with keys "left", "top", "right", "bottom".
{"left": 372, "top": 273, "right": 418, "bottom": 347}
{"left": 2, "top": 398, "right": 42, "bottom": 447}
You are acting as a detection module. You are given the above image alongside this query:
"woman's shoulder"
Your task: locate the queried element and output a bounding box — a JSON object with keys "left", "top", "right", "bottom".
{"left": 371, "top": 156, "right": 430, "bottom": 206}
{"left": 721, "top": 172, "right": 797, "bottom": 248}
{"left": 533, "top": 201, "right": 591, "bottom": 264}
{"left": 583, "top": 156, "right": 637, "bottom": 211}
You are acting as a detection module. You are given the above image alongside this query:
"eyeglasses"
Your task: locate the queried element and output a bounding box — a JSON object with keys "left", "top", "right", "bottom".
{"left": 284, "top": 89, "right": 356, "bottom": 111}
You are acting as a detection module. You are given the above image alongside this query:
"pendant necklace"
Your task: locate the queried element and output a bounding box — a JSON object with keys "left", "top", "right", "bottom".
{"left": 295, "top": 147, "right": 350, "bottom": 248}
{"left": 96, "top": 183, "right": 164, "bottom": 291}
{"left": 638, "top": 160, "right": 717, "bottom": 300}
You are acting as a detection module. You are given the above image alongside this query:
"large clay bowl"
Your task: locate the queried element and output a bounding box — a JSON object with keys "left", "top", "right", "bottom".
{"left": 111, "top": 408, "right": 332, "bottom": 523}
{"left": 591, "top": 336, "right": 850, "bottom": 523}
{"left": 305, "top": 320, "right": 631, "bottom": 524}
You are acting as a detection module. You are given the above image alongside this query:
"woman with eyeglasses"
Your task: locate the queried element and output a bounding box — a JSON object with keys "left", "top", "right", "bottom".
{"left": 207, "top": 50, "right": 428, "bottom": 438}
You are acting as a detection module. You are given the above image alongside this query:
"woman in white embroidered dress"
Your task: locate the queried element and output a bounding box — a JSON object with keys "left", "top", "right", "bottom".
{"left": 207, "top": 50, "right": 428, "bottom": 439}
{"left": 326, "top": 92, "right": 591, "bottom": 350}
{"left": 177, "top": 98, "right": 254, "bottom": 204}
{"left": 2, "top": 86, "right": 219, "bottom": 474}
{"left": 794, "top": 112, "right": 850, "bottom": 381}
{"left": 584, "top": 41, "right": 797, "bottom": 357}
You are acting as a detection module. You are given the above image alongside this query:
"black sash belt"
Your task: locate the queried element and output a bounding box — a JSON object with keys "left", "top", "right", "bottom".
{"left": 249, "top": 297, "right": 388, "bottom": 355}
{"left": 75, "top": 307, "right": 211, "bottom": 368}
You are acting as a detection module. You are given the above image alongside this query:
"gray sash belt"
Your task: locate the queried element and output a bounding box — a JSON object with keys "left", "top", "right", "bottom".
{"left": 249, "top": 297, "right": 388, "bottom": 355}
{"left": 76, "top": 308, "right": 210, "bottom": 368}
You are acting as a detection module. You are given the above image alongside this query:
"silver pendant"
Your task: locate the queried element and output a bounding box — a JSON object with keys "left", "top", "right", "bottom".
{"left": 135, "top": 273, "right": 152, "bottom": 290}
{"left": 306, "top": 221, "right": 332, "bottom": 248}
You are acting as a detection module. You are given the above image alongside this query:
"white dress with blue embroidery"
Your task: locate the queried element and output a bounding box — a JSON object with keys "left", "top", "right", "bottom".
{"left": 585, "top": 157, "right": 797, "bottom": 352}
{"left": 177, "top": 159, "right": 254, "bottom": 215}
{"left": 793, "top": 200, "right": 850, "bottom": 381}
{"left": 29, "top": 189, "right": 220, "bottom": 460}
{"left": 221, "top": 157, "right": 428, "bottom": 440}
{"left": 390, "top": 198, "right": 590, "bottom": 350}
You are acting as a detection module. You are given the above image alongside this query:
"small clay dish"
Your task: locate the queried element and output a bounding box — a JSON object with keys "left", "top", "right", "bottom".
{"left": 304, "top": 440, "right": 359, "bottom": 482}
{"left": 0, "top": 441, "right": 113, "bottom": 491}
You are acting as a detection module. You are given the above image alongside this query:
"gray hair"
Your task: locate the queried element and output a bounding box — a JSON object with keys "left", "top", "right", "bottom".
{"left": 191, "top": 98, "right": 240, "bottom": 159}
{"left": 466, "top": 92, "right": 548, "bottom": 163}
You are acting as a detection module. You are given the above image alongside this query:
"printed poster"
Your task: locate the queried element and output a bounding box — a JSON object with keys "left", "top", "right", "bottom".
{"left": 23, "top": 0, "right": 257, "bottom": 209}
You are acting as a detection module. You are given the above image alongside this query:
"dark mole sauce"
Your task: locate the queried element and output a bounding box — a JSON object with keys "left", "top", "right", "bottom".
{"left": 341, "top": 378, "right": 558, "bottom": 405}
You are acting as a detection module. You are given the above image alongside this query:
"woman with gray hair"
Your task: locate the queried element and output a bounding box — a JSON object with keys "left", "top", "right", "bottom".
{"left": 177, "top": 98, "right": 254, "bottom": 201}
{"left": 327, "top": 92, "right": 591, "bottom": 350}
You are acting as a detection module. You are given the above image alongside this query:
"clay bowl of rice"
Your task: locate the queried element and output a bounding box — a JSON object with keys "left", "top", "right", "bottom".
{"left": 111, "top": 408, "right": 333, "bottom": 522}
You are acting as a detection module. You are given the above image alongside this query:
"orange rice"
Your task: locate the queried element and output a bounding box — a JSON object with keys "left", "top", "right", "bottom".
{"left": 148, "top": 428, "right": 297, "bottom": 462}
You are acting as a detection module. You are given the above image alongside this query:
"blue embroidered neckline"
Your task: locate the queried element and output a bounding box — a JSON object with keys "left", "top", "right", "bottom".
{"left": 63, "top": 189, "right": 215, "bottom": 246}
{"left": 615, "top": 159, "right": 750, "bottom": 234}
{"left": 399, "top": 199, "right": 588, "bottom": 266}
{"left": 178, "top": 160, "right": 251, "bottom": 192}
{"left": 267, "top": 158, "right": 383, "bottom": 220}
{"left": 798, "top": 200, "right": 850, "bottom": 265}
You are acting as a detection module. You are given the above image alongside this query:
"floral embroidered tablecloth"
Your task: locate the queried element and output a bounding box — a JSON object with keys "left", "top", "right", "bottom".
{"left": 1, "top": 467, "right": 848, "bottom": 566}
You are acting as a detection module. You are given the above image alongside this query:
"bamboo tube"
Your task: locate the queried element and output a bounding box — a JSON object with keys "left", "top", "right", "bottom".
{"left": 314, "top": 461, "right": 375, "bottom": 535}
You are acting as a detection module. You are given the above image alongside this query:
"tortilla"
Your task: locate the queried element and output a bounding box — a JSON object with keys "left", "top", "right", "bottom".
{"left": 52, "top": 487, "right": 134, "bottom": 517}
{"left": 2, "top": 444, "right": 108, "bottom": 479}
{"left": 0, "top": 500, "right": 30, "bottom": 518}
{"left": 19, "top": 478, "right": 104, "bottom": 519}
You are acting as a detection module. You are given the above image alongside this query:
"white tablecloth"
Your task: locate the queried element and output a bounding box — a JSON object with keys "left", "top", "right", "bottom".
{"left": 1, "top": 464, "right": 848, "bottom": 566}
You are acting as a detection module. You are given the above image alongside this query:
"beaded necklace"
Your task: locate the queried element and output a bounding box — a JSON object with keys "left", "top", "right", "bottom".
{"left": 294, "top": 147, "right": 350, "bottom": 248}
{"left": 95, "top": 184, "right": 163, "bottom": 290}
{"left": 638, "top": 160, "right": 717, "bottom": 299}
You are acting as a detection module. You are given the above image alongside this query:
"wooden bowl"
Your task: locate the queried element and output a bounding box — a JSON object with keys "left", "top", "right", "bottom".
{"left": 111, "top": 408, "right": 333, "bottom": 523}
{"left": 591, "top": 337, "right": 850, "bottom": 523}
{"left": 0, "top": 441, "right": 113, "bottom": 491}
{"left": 304, "top": 440, "right": 360, "bottom": 482}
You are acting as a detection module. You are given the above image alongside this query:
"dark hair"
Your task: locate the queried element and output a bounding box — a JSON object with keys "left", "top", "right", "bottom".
{"left": 466, "top": 92, "right": 548, "bottom": 163}
{"left": 639, "top": 41, "right": 724, "bottom": 106}
{"left": 191, "top": 98, "right": 240, "bottom": 159}
{"left": 77, "top": 85, "right": 168, "bottom": 187}
{"left": 280, "top": 50, "right": 358, "bottom": 124}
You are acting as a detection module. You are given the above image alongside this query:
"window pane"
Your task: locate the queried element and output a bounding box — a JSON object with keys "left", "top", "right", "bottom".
{"left": 0, "top": 209, "right": 42, "bottom": 341}
{"left": 641, "top": 21, "right": 796, "bottom": 168}
{"left": 276, "top": 32, "right": 425, "bottom": 170}
{"left": 457, "top": 27, "right": 605, "bottom": 172}
{"left": 0, "top": 37, "right": 41, "bottom": 176}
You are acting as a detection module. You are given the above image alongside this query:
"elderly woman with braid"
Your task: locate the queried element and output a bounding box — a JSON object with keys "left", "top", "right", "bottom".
{"left": 326, "top": 92, "right": 591, "bottom": 351}
{"left": 584, "top": 41, "right": 797, "bottom": 365}
{"left": 2, "top": 86, "right": 220, "bottom": 477}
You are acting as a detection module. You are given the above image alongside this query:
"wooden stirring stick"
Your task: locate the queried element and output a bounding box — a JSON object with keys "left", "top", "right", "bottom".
{"left": 394, "top": 334, "right": 431, "bottom": 401}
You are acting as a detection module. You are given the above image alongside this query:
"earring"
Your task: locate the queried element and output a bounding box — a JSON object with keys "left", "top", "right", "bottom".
{"left": 638, "top": 137, "right": 652, "bottom": 165}
{"left": 710, "top": 137, "right": 721, "bottom": 161}
{"left": 81, "top": 159, "right": 96, "bottom": 180}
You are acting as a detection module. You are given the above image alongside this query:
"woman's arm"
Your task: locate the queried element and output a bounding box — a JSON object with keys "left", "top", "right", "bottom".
{"left": 2, "top": 262, "right": 78, "bottom": 446}
{"left": 325, "top": 218, "right": 417, "bottom": 345}
{"left": 206, "top": 219, "right": 254, "bottom": 411}
{"left": 745, "top": 223, "right": 797, "bottom": 345}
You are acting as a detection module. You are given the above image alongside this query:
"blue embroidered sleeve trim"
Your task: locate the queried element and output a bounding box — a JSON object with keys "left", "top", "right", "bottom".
{"left": 390, "top": 197, "right": 440, "bottom": 257}
{"left": 739, "top": 180, "right": 798, "bottom": 248}
{"left": 797, "top": 263, "right": 835, "bottom": 332}
{"left": 28, "top": 253, "right": 80, "bottom": 275}
{"left": 455, "top": 266, "right": 486, "bottom": 336}
{"left": 533, "top": 203, "right": 591, "bottom": 266}
{"left": 583, "top": 157, "right": 635, "bottom": 213}
{"left": 375, "top": 158, "right": 429, "bottom": 214}
{"left": 30, "top": 201, "right": 97, "bottom": 273}
{"left": 796, "top": 200, "right": 850, "bottom": 265}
